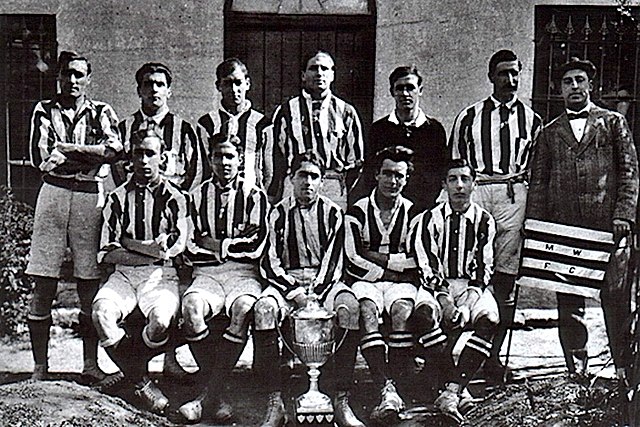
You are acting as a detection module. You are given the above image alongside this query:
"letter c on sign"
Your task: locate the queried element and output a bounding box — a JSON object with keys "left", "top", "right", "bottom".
{"left": 569, "top": 267, "right": 575, "bottom": 273}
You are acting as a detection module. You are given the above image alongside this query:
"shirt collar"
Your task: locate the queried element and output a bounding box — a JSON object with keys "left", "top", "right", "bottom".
{"left": 126, "top": 175, "right": 164, "bottom": 193}
{"left": 290, "top": 194, "right": 320, "bottom": 210}
{"left": 388, "top": 108, "right": 428, "bottom": 127}
{"left": 443, "top": 201, "right": 475, "bottom": 221}
{"left": 489, "top": 95, "right": 519, "bottom": 111}
{"left": 302, "top": 89, "right": 332, "bottom": 106}
{"left": 370, "top": 188, "right": 403, "bottom": 213}
{"left": 140, "top": 106, "right": 169, "bottom": 125}
{"left": 566, "top": 102, "right": 593, "bottom": 116}
{"left": 213, "top": 175, "right": 241, "bottom": 192}
{"left": 54, "top": 96, "right": 95, "bottom": 115}
{"left": 219, "top": 100, "right": 252, "bottom": 118}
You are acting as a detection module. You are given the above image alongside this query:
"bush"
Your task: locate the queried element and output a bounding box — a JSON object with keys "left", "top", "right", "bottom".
{"left": 0, "top": 186, "right": 34, "bottom": 337}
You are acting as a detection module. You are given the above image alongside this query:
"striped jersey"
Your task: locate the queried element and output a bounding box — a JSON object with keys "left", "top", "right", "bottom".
{"left": 345, "top": 190, "right": 415, "bottom": 282}
{"left": 115, "top": 110, "right": 207, "bottom": 191}
{"left": 260, "top": 195, "right": 344, "bottom": 300}
{"left": 98, "top": 177, "right": 189, "bottom": 263}
{"left": 449, "top": 95, "right": 542, "bottom": 176}
{"left": 267, "top": 90, "right": 364, "bottom": 199}
{"left": 409, "top": 201, "right": 495, "bottom": 293}
{"left": 186, "top": 176, "right": 269, "bottom": 266}
{"left": 30, "top": 97, "right": 121, "bottom": 180}
{"left": 197, "top": 103, "right": 270, "bottom": 187}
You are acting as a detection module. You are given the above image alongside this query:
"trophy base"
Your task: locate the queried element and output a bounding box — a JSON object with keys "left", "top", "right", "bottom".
{"left": 295, "top": 393, "right": 335, "bottom": 426}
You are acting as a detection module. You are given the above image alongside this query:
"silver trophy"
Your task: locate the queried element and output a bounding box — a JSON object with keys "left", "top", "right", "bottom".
{"left": 278, "top": 295, "right": 347, "bottom": 425}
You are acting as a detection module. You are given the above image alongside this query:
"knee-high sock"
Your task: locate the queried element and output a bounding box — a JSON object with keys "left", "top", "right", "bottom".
{"left": 205, "top": 330, "right": 247, "bottom": 399}
{"left": 388, "top": 331, "right": 414, "bottom": 388}
{"left": 253, "top": 329, "right": 281, "bottom": 393}
{"left": 417, "top": 326, "right": 450, "bottom": 390}
{"left": 105, "top": 333, "right": 148, "bottom": 384}
{"left": 490, "top": 272, "right": 516, "bottom": 361}
{"left": 455, "top": 332, "right": 493, "bottom": 389}
{"left": 28, "top": 316, "right": 52, "bottom": 367}
{"left": 333, "top": 328, "right": 359, "bottom": 393}
{"left": 360, "top": 331, "right": 387, "bottom": 388}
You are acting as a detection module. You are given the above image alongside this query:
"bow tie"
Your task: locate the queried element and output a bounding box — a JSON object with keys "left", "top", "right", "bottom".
{"left": 568, "top": 111, "right": 589, "bottom": 120}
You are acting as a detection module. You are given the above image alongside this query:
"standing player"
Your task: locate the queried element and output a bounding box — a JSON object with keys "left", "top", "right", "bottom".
{"left": 197, "top": 58, "right": 270, "bottom": 187}
{"left": 448, "top": 50, "right": 542, "bottom": 382}
{"left": 92, "top": 129, "right": 189, "bottom": 414}
{"left": 253, "top": 152, "right": 364, "bottom": 427}
{"left": 26, "top": 51, "right": 122, "bottom": 385}
{"left": 171, "top": 133, "right": 269, "bottom": 424}
{"left": 351, "top": 65, "right": 448, "bottom": 211}
{"left": 114, "top": 62, "right": 208, "bottom": 378}
{"left": 346, "top": 146, "right": 418, "bottom": 423}
{"left": 267, "top": 51, "right": 364, "bottom": 210}
{"left": 410, "top": 158, "right": 498, "bottom": 423}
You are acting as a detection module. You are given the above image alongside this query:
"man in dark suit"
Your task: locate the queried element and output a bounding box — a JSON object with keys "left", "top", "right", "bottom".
{"left": 527, "top": 57, "right": 639, "bottom": 382}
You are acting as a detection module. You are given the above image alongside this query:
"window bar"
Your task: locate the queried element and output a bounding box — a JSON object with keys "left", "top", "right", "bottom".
{"left": 545, "top": 14, "right": 560, "bottom": 122}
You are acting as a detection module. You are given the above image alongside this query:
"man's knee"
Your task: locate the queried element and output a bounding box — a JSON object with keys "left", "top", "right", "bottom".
{"left": 474, "top": 310, "right": 499, "bottom": 333}
{"left": 390, "top": 299, "right": 414, "bottom": 328}
{"left": 359, "top": 299, "right": 379, "bottom": 331}
{"left": 91, "top": 299, "right": 120, "bottom": 334}
{"left": 29, "top": 277, "right": 59, "bottom": 316}
{"left": 334, "top": 291, "right": 360, "bottom": 330}
{"left": 411, "top": 304, "right": 438, "bottom": 333}
{"left": 75, "top": 278, "right": 100, "bottom": 314}
{"left": 182, "top": 293, "right": 207, "bottom": 325}
{"left": 147, "top": 307, "right": 174, "bottom": 337}
{"left": 230, "top": 294, "right": 257, "bottom": 324}
{"left": 253, "top": 297, "right": 278, "bottom": 330}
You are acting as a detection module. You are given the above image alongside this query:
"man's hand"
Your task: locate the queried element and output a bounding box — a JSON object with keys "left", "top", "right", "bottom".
{"left": 381, "top": 270, "right": 402, "bottom": 282}
{"left": 40, "top": 150, "right": 67, "bottom": 172}
{"left": 363, "top": 250, "right": 389, "bottom": 267}
{"left": 121, "top": 236, "right": 163, "bottom": 259}
{"left": 195, "top": 234, "right": 222, "bottom": 253}
{"left": 438, "top": 294, "right": 462, "bottom": 330}
{"left": 236, "top": 224, "right": 260, "bottom": 239}
{"left": 613, "top": 219, "right": 631, "bottom": 245}
{"left": 293, "top": 291, "right": 311, "bottom": 309}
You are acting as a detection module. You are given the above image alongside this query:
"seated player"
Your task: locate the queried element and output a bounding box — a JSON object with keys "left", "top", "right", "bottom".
{"left": 92, "top": 129, "right": 189, "bottom": 414}
{"left": 171, "top": 133, "right": 269, "bottom": 424}
{"left": 409, "top": 158, "right": 499, "bottom": 423}
{"left": 345, "top": 146, "right": 418, "bottom": 423}
{"left": 253, "top": 152, "right": 364, "bottom": 427}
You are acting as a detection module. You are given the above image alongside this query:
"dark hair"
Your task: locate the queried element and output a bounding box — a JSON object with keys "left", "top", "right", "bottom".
{"left": 445, "top": 158, "right": 476, "bottom": 180}
{"left": 135, "top": 62, "right": 173, "bottom": 87}
{"left": 290, "top": 152, "right": 326, "bottom": 177}
{"left": 130, "top": 128, "right": 165, "bottom": 152}
{"left": 216, "top": 58, "right": 249, "bottom": 84}
{"left": 374, "top": 146, "right": 415, "bottom": 176}
{"left": 557, "top": 57, "right": 597, "bottom": 81}
{"left": 389, "top": 65, "right": 422, "bottom": 89}
{"left": 57, "top": 51, "right": 91, "bottom": 75}
{"left": 208, "top": 133, "right": 244, "bottom": 155}
{"left": 304, "top": 51, "right": 335, "bottom": 71}
{"left": 488, "top": 50, "right": 521, "bottom": 76}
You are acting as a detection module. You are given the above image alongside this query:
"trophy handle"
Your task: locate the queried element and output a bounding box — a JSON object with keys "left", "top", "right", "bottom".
{"left": 275, "top": 306, "right": 297, "bottom": 357}
{"left": 333, "top": 303, "right": 351, "bottom": 352}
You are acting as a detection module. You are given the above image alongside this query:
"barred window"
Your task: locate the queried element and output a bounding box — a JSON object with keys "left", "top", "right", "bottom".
{"left": 533, "top": 6, "right": 640, "bottom": 142}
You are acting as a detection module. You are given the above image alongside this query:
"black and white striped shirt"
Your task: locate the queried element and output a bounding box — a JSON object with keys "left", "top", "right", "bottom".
{"left": 116, "top": 110, "right": 207, "bottom": 191}
{"left": 98, "top": 177, "right": 189, "bottom": 263}
{"left": 449, "top": 96, "right": 542, "bottom": 176}
{"left": 267, "top": 90, "right": 364, "bottom": 199}
{"left": 197, "top": 102, "right": 270, "bottom": 187}
{"left": 409, "top": 201, "right": 495, "bottom": 293}
{"left": 345, "top": 191, "right": 415, "bottom": 282}
{"left": 186, "top": 176, "right": 269, "bottom": 266}
{"left": 260, "top": 195, "right": 344, "bottom": 300}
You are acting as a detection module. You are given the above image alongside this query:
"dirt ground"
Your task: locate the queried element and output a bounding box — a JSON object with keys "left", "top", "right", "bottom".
{"left": 0, "top": 304, "right": 627, "bottom": 427}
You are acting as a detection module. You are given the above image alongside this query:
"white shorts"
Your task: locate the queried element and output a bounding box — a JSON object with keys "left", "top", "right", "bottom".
{"left": 94, "top": 265, "right": 180, "bottom": 320}
{"left": 351, "top": 280, "right": 417, "bottom": 316}
{"left": 185, "top": 261, "right": 262, "bottom": 317}
{"left": 415, "top": 279, "right": 499, "bottom": 326}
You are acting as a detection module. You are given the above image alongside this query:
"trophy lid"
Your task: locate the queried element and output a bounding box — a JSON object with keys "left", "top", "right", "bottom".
{"left": 293, "top": 298, "right": 334, "bottom": 321}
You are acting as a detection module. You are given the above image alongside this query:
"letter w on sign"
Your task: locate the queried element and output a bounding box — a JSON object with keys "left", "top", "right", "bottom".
{"left": 518, "top": 219, "right": 614, "bottom": 298}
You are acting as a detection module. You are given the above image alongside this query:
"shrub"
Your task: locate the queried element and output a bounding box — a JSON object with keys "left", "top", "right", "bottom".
{"left": 0, "top": 186, "right": 34, "bottom": 337}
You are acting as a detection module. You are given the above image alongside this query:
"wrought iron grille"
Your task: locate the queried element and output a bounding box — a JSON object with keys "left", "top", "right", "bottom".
{"left": 533, "top": 5, "right": 640, "bottom": 142}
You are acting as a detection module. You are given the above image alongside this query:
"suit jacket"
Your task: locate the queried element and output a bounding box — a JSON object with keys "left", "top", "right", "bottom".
{"left": 527, "top": 104, "right": 639, "bottom": 231}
